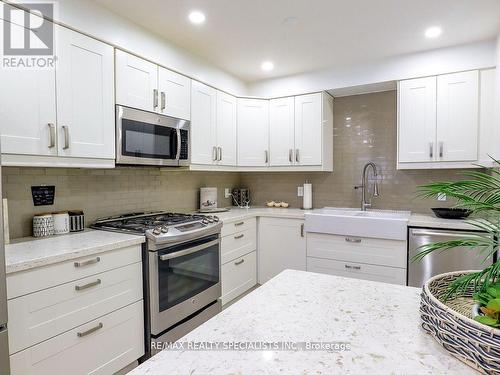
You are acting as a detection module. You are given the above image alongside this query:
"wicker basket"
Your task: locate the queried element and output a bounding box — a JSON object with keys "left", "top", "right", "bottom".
{"left": 420, "top": 271, "right": 500, "bottom": 374}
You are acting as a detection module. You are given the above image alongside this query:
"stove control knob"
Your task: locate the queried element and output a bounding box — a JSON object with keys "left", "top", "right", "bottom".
{"left": 202, "top": 218, "right": 209, "bottom": 225}
{"left": 213, "top": 216, "right": 219, "bottom": 223}
{"left": 207, "top": 217, "right": 214, "bottom": 223}
{"left": 161, "top": 225, "right": 169, "bottom": 233}
{"left": 152, "top": 226, "right": 162, "bottom": 235}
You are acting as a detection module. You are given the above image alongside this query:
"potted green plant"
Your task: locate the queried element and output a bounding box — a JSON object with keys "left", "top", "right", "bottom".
{"left": 413, "top": 159, "right": 499, "bottom": 373}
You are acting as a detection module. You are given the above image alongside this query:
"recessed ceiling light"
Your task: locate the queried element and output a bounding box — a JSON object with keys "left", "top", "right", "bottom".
{"left": 261, "top": 61, "right": 274, "bottom": 72}
{"left": 425, "top": 26, "right": 442, "bottom": 38}
{"left": 188, "top": 11, "right": 206, "bottom": 25}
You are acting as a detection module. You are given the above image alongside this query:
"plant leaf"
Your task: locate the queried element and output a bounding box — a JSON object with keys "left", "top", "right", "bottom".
{"left": 486, "top": 299, "right": 500, "bottom": 312}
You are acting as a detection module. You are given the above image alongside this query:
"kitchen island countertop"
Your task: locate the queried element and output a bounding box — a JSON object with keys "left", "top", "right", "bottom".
{"left": 130, "top": 269, "right": 475, "bottom": 375}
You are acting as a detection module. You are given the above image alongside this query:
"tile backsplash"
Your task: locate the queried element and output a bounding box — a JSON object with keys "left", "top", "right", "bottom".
{"left": 2, "top": 168, "right": 239, "bottom": 239}
{"left": 2, "top": 90, "right": 471, "bottom": 239}
{"left": 240, "top": 91, "right": 468, "bottom": 212}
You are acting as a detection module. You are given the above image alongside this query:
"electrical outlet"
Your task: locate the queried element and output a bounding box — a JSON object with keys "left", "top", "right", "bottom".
{"left": 437, "top": 193, "right": 447, "bottom": 201}
{"left": 297, "top": 186, "right": 304, "bottom": 197}
{"left": 224, "top": 188, "right": 231, "bottom": 198}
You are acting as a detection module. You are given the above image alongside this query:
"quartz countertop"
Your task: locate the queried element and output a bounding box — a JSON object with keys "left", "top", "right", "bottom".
{"left": 130, "top": 270, "right": 474, "bottom": 374}
{"left": 217, "top": 207, "right": 476, "bottom": 231}
{"left": 5, "top": 229, "right": 145, "bottom": 274}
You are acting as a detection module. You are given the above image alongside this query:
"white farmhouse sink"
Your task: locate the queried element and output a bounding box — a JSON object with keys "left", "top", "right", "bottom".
{"left": 304, "top": 207, "right": 410, "bottom": 240}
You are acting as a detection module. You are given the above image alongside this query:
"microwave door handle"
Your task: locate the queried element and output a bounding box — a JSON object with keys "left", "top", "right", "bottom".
{"left": 159, "top": 238, "right": 220, "bottom": 261}
{"left": 175, "top": 129, "right": 181, "bottom": 161}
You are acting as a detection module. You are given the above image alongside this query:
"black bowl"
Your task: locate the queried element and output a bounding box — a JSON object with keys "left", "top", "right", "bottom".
{"left": 431, "top": 208, "right": 472, "bottom": 220}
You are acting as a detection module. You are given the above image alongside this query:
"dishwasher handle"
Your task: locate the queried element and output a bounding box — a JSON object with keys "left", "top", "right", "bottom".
{"left": 411, "top": 229, "right": 479, "bottom": 238}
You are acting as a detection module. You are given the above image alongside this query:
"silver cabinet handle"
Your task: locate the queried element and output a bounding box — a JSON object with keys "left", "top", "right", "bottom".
{"left": 161, "top": 91, "right": 166, "bottom": 110}
{"left": 429, "top": 142, "right": 434, "bottom": 158}
{"left": 295, "top": 149, "right": 300, "bottom": 163}
{"left": 265, "top": 150, "right": 269, "bottom": 164}
{"left": 345, "top": 264, "right": 361, "bottom": 270}
{"left": 77, "top": 322, "right": 103, "bottom": 338}
{"left": 234, "top": 221, "right": 244, "bottom": 226}
{"left": 212, "top": 146, "right": 218, "bottom": 161}
{"left": 234, "top": 259, "right": 245, "bottom": 266}
{"left": 62, "top": 125, "right": 70, "bottom": 149}
{"left": 218, "top": 147, "right": 222, "bottom": 161}
{"left": 289, "top": 149, "right": 293, "bottom": 163}
{"left": 439, "top": 142, "right": 444, "bottom": 158}
{"left": 75, "top": 279, "right": 101, "bottom": 291}
{"left": 345, "top": 237, "right": 362, "bottom": 243}
{"left": 48, "top": 123, "right": 55, "bottom": 148}
{"left": 153, "top": 89, "right": 159, "bottom": 109}
{"left": 300, "top": 223, "right": 304, "bottom": 237}
{"left": 74, "top": 257, "right": 100, "bottom": 268}
{"left": 234, "top": 234, "right": 244, "bottom": 239}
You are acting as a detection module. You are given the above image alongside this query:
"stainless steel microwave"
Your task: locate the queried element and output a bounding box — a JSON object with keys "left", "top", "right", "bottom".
{"left": 116, "top": 105, "right": 190, "bottom": 167}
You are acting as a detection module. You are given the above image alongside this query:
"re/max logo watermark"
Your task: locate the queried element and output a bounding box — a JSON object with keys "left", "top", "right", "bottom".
{"left": 2, "top": 2, "right": 56, "bottom": 69}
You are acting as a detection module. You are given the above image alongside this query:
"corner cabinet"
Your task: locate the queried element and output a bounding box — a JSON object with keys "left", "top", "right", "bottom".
{"left": 398, "top": 69, "right": 494, "bottom": 169}
{"left": 0, "top": 21, "right": 116, "bottom": 168}
{"left": 115, "top": 50, "right": 191, "bottom": 120}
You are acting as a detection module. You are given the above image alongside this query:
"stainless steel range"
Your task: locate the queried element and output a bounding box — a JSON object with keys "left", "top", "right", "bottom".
{"left": 91, "top": 212, "right": 222, "bottom": 358}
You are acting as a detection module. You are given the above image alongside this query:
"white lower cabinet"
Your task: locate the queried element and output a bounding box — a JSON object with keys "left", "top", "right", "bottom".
{"left": 222, "top": 251, "right": 257, "bottom": 305}
{"left": 306, "top": 233, "right": 406, "bottom": 285}
{"left": 10, "top": 301, "right": 144, "bottom": 375}
{"left": 221, "top": 218, "right": 257, "bottom": 305}
{"left": 258, "top": 218, "right": 306, "bottom": 284}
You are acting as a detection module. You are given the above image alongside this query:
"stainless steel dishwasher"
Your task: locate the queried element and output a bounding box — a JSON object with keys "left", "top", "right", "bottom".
{"left": 408, "top": 228, "right": 495, "bottom": 287}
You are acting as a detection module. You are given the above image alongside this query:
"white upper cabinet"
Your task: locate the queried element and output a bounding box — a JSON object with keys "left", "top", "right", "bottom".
{"left": 158, "top": 67, "right": 191, "bottom": 120}
{"left": 398, "top": 77, "right": 437, "bottom": 163}
{"left": 191, "top": 81, "right": 217, "bottom": 165}
{"left": 436, "top": 70, "right": 479, "bottom": 162}
{"left": 116, "top": 51, "right": 191, "bottom": 120}
{"left": 237, "top": 98, "right": 269, "bottom": 167}
{"left": 56, "top": 26, "right": 115, "bottom": 159}
{"left": 216, "top": 91, "right": 237, "bottom": 166}
{"left": 269, "top": 97, "right": 295, "bottom": 166}
{"left": 294, "top": 93, "right": 322, "bottom": 166}
{"left": 115, "top": 50, "right": 157, "bottom": 113}
{"left": 0, "top": 16, "right": 57, "bottom": 156}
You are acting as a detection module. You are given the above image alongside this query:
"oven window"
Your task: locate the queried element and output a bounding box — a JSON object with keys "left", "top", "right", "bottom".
{"left": 121, "top": 118, "right": 177, "bottom": 159}
{"left": 157, "top": 240, "right": 219, "bottom": 312}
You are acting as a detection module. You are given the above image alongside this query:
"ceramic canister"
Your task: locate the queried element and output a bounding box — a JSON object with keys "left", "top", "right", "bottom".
{"left": 33, "top": 213, "right": 54, "bottom": 238}
{"left": 200, "top": 187, "right": 218, "bottom": 210}
{"left": 52, "top": 211, "right": 70, "bottom": 235}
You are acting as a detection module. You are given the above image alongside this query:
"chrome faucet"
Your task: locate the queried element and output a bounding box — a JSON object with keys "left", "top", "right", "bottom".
{"left": 355, "top": 162, "right": 380, "bottom": 211}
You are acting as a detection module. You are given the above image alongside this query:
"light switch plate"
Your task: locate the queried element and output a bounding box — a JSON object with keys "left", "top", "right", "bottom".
{"left": 297, "top": 186, "right": 304, "bottom": 197}
{"left": 437, "top": 193, "right": 447, "bottom": 201}
{"left": 224, "top": 188, "right": 231, "bottom": 198}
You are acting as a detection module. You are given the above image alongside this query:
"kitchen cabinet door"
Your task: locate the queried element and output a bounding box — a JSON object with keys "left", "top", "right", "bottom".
{"left": 258, "top": 218, "right": 306, "bottom": 284}
{"left": 269, "top": 97, "right": 295, "bottom": 166}
{"left": 398, "top": 77, "right": 437, "bottom": 163}
{"left": 158, "top": 67, "right": 191, "bottom": 120}
{"left": 115, "top": 49, "right": 158, "bottom": 113}
{"left": 216, "top": 91, "right": 237, "bottom": 166}
{"left": 191, "top": 80, "right": 217, "bottom": 165}
{"left": 294, "top": 93, "right": 322, "bottom": 166}
{"left": 237, "top": 98, "right": 269, "bottom": 167}
{"left": 55, "top": 26, "right": 115, "bottom": 159}
{"left": 0, "top": 15, "right": 57, "bottom": 156}
{"left": 437, "top": 70, "right": 479, "bottom": 162}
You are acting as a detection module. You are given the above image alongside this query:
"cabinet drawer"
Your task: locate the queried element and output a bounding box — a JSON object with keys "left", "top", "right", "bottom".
{"left": 307, "top": 233, "right": 406, "bottom": 268}
{"left": 307, "top": 257, "right": 406, "bottom": 285}
{"left": 221, "top": 218, "right": 256, "bottom": 237}
{"left": 222, "top": 251, "right": 256, "bottom": 305}
{"left": 8, "top": 262, "right": 142, "bottom": 354}
{"left": 7, "top": 245, "right": 142, "bottom": 299}
{"left": 221, "top": 227, "right": 256, "bottom": 264}
{"left": 10, "top": 301, "right": 144, "bottom": 375}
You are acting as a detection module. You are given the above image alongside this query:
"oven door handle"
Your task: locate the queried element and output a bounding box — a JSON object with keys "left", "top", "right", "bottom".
{"left": 159, "top": 238, "right": 220, "bottom": 261}
{"left": 175, "top": 129, "right": 181, "bottom": 161}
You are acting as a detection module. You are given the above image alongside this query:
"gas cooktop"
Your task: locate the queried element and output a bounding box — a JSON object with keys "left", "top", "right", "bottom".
{"left": 91, "top": 211, "right": 222, "bottom": 249}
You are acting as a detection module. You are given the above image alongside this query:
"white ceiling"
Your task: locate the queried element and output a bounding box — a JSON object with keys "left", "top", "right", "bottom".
{"left": 93, "top": 0, "right": 500, "bottom": 82}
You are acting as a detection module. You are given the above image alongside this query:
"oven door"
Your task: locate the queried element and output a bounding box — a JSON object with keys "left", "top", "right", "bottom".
{"left": 116, "top": 105, "right": 190, "bottom": 166}
{"left": 149, "top": 235, "right": 221, "bottom": 336}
